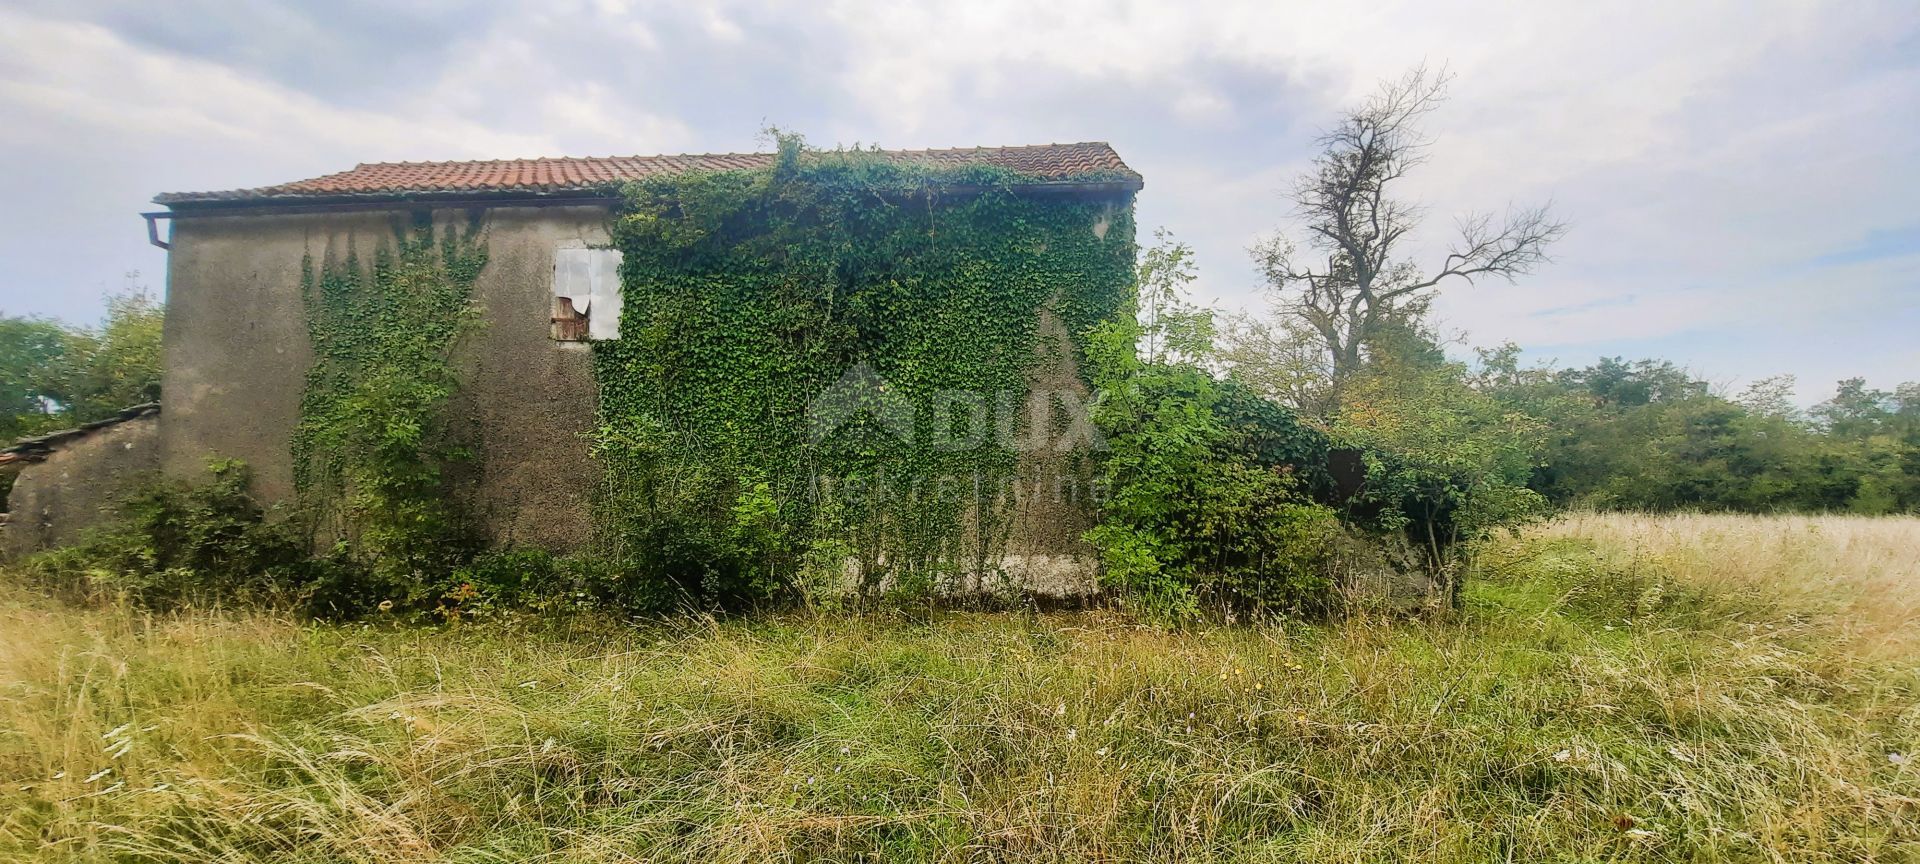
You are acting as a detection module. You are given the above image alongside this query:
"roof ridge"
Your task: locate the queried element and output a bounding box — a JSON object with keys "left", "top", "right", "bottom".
{"left": 346, "top": 143, "right": 1116, "bottom": 166}
{"left": 156, "top": 142, "right": 1141, "bottom": 206}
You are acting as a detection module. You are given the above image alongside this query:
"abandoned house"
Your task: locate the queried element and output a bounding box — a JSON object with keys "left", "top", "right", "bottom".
{"left": 0, "top": 143, "right": 1143, "bottom": 594}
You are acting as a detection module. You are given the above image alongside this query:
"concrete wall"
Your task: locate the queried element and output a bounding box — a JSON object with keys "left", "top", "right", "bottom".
{"left": 160, "top": 205, "right": 610, "bottom": 551}
{"left": 2, "top": 413, "right": 160, "bottom": 557}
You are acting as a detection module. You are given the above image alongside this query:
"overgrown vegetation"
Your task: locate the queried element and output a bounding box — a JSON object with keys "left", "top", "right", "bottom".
{"left": 293, "top": 217, "right": 489, "bottom": 607}
{"left": 589, "top": 133, "right": 1134, "bottom": 610}
{"left": 1085, "top": 230, "right": 1549, "bottom": 619}
{"left": 1084, "top": 232, "right": 1345, "bottom": 618}
{"left": 5, "top": 460, "right": 307, "bottom": 611}
{"left": 3, "top": 513, "right": 1914, "bottom": 862}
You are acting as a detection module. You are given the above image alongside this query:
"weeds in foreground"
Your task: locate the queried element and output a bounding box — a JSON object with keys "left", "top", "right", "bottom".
{"left": 0, "top": 513, "right": 1916, "bottom": 862}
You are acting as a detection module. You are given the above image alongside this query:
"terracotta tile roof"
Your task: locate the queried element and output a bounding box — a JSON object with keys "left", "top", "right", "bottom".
{"left": 156, "top": 142, "right": 1141, "bottom": 206}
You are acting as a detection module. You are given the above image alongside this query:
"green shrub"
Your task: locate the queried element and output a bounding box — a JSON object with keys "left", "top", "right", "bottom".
{"left": 2, "top": 463, "right": 667, "bottom": 621}
{"left": 449, "top": 548, "right": 667, "bottom": 617}
{"left": 1085, "top": 234, "right": 1345, "bottom": 620}
{"left": 8, "top": 460, "right": 307, "bottom": 611}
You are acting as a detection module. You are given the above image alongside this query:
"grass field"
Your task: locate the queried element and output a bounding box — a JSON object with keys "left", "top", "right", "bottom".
{"left": 2, "top": 513, "right": 1917, "bottom": 862}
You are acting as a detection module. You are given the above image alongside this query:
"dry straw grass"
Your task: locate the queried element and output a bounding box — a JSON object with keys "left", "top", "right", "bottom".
{"left": 1, "top": 512, "right": 1916, "bottom": 861}
{"left": 1534, "top": 512, "right": 1920, "bottom": 659}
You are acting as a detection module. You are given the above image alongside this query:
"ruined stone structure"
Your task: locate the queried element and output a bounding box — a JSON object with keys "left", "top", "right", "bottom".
{"left": 1, "top": 405, "right": 160, "bottom": 558}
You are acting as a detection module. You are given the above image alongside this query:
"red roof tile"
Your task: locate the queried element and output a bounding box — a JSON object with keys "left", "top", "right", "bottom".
{"left": 156, "top": 142, "right": 1140, "bottom": 205}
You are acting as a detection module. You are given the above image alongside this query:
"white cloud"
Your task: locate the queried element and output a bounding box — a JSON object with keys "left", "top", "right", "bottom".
{"left": 790, "top": 0, "right": 1918, "bottom": 394}
{"left": 0, "top": 12, "right": 559, "bottom": 177}
{"left": 0, "top": 0, "right": 1912, "bottom": 395}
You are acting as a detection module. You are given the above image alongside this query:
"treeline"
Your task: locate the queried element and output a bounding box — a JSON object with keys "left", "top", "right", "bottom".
{"left": 0, "top": 288, "right": 163, "bottom": 441}
{"left": 1477, "top": 350, "right": 1919, "bottom": 514}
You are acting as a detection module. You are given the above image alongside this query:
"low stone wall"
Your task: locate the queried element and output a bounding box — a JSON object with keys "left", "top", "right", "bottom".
{"left": 0, "top": 408, "right": 161, "bottom": 559}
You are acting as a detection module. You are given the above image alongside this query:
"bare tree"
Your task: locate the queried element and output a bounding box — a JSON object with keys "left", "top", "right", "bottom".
{"left": 1252, "top": 65, "right": 1567, "bottom": 413}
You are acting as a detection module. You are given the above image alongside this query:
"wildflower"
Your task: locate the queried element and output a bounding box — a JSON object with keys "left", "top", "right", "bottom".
{"left": 1066, "top": 728, "right": 1077, "bottom": 742}
{"left": 1552, "top": 749, "right": 1573, "bottom": 763}
{"left": 1891, "top": 752, "right": 1909, "bottom": 765}
{"left": 1253, "top": 682, "right": 1264, "bottom": 691}
{"left": 1096, "top": 747, "right": 1109, "bottom": 757}
{"left": 839, "top": 746, "right": 850, "bottom": 756}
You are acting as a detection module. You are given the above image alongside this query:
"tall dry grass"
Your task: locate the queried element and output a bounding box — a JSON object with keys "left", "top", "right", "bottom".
{"left": 0, "top": 513, "right": 1915, "bottom": 862}
{"left": 1533, "top": 512, "right": 1920, "bottom": 659}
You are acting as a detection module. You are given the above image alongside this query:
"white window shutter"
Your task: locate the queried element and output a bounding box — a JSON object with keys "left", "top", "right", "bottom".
{"left": 587, "top": 248, "right": 623, "bottom": 341}
{"left": 552, "top": 247, "right": 623, "bottom": 340}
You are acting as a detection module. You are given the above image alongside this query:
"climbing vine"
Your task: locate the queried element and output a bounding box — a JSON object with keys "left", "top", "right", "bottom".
{"left": 590, "top": 134, "right": 1136, "bottom": 608}
{"left": 294, "top": 215, "right": 489, "bottom": 593}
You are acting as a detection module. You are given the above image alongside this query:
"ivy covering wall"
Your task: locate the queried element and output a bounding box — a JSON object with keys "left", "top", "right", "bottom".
{"left": 589, "top": 137, "right": 1136, "bottom": 608}
{"left": 294, "top": 217, "right": 488, "bottom": 596}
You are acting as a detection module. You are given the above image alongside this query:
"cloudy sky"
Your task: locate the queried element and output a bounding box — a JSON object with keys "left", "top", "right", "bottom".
{"left": 1, "top": 0, "right": 1914, "bottom": 402}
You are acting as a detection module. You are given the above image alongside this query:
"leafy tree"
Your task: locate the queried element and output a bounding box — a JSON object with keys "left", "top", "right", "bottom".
{"left": 0, "top": 286, "right": 163, "bottom": 440}
{"left": 1333, "top": 331, "right": 1548, "bottom": 605}
{"left": 0, "top": 316, "right": 74, "bottom": 440}
{"left": 1217, "top": 312, "right": 1338, "bottom": 415}
{"left": 1736, "top": 374, "right": 1801, "bottom": 421}
{"left": 1814, "top": 377, "right": 1896, "bottom": 438}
